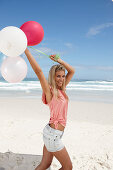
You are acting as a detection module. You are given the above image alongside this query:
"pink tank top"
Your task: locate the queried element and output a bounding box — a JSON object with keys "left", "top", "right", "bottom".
{"left": 42, "top": 86, "right": 68, "bottom": 129}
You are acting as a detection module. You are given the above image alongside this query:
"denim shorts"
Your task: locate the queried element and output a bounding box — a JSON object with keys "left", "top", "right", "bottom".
{"left": 43, "top": 124, "right": 64, "bottom": 152}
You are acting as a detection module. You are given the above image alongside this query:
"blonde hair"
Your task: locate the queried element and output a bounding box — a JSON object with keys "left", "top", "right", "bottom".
{"left": 48, "top": 64, "right": 68, "bottom": 100}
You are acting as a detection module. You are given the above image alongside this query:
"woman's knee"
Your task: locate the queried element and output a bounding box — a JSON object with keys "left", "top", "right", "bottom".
{"left": 45, "top": 162, "right": 52, "bottom": 169}
{"left": 69, "top": 162, "right": 73, "bottom": 170}
{"left": 35, "top": 162, "right": 51, "bottom": 170}
{"left": 40, "top": 161, "right": 52, "bottom": 169}
{"left": 63, "top": 162, "right": 73, "bottom": 170}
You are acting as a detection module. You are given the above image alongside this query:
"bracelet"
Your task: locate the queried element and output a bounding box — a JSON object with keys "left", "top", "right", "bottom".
{"left": 49, "top": 54, "right": 60, "bottom": 62}
{"left": 54, "top": 54, "right": 60, "bottom": 61}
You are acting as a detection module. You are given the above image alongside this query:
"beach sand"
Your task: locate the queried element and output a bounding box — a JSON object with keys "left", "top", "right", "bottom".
{"left": 0, "top": 97, "right": 113, "bottom": 169}
{"left": 0, "top": 152, "right": 50, "bottom": 170}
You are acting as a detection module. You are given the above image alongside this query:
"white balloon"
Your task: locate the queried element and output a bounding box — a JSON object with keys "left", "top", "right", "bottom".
{"left": 1, "top": 56, "right": 27, "bottom": 83}
{"left": 0, "top": 26, "right": 27, "bottom": 57}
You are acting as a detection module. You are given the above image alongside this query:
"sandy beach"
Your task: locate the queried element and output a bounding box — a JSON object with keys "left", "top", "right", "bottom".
{"left": 0, "top": 97, "right": 113, "bottom": 169}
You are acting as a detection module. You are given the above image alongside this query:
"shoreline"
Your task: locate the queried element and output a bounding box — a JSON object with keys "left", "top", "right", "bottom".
{"left": 0, "top": 88, "right": 113, "bottom": 104}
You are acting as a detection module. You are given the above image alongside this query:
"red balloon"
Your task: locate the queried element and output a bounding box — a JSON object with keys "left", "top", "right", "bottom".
{"left": 20, "top": 21, "right": 44, "bottom": 46}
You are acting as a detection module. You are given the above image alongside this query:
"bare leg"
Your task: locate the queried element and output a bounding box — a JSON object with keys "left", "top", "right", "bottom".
{"left": 52, "top": 147, "right": 73, "bottom": 170}
{"left": 35, "top": 145, "right": 53, "bottom": 170}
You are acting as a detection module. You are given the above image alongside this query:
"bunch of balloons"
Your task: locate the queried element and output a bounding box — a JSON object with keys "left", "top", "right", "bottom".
{"left": 0, "top": 21, "right": 44, "bottom": 83}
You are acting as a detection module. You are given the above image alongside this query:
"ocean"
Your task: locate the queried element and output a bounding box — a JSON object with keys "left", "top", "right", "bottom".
{"left": 0, "top": 78, "right": 113, "bottom": 103}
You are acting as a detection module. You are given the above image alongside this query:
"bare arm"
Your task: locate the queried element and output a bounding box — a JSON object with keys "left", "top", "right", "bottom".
{"left": 24, "top": 48, "right": 50, "bottom": 95}
{"left": 50, "top": 55, "right": 75, "bottom": 86}
{"left": 58, "top": 59, "right": 75, "bottom": 86}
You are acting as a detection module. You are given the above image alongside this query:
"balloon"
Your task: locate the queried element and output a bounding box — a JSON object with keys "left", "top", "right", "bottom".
{"left": 1, "top": 56, "right": 27, "bottom": 83}
{"left": 20, "top": 21, "right": 44, "bottom": 46}
{"left": 0, "top": 26, "right": 27, "bottom": 57}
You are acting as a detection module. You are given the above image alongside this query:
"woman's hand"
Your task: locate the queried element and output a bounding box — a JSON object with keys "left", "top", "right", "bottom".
{"left": 49, "top": 54, "right": 62, "bottom": 63}
{"left": 25, "top": 48, "right": 30, "bottom": 54}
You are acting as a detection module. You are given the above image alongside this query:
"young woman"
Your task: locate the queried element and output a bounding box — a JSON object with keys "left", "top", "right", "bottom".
{"left": 25, "top": 48, "right": 75, "bottom": 170}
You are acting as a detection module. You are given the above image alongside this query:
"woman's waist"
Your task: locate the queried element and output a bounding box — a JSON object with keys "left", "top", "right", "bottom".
{"left": 49, "top": 122, "right": 65, "bottom": 131}
{"left": 49, "top": 116, "right": 66, "bottom": 131}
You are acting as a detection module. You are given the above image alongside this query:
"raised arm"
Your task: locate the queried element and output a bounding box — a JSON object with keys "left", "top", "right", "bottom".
{"left": 24, "top": 48, "right": 50, "bottom": 95}
{"left": 50, "top": 55, "right": 75, "bottom": 86}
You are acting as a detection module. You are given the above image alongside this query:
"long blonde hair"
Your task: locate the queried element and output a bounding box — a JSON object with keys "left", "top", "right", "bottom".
{"left": 48, "top": 64, "right": 68, "bottom": 100}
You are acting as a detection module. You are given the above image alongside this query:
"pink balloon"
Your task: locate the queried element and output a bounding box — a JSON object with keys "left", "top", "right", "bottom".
{"left": 20, "top": 21, "right": 44, "bottom": 46}
{"left": 1, "top": 56, "right": 27, "bottom": 83}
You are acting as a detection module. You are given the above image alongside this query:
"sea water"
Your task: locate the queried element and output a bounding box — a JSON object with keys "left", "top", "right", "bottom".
{"left": 0, "top": 78, "right": 113, "bottom": 103}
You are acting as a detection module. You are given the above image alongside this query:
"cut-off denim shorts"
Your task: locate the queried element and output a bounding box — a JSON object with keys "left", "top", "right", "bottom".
{"left": 43, "top": 123, "right": 64, "bottom": 152}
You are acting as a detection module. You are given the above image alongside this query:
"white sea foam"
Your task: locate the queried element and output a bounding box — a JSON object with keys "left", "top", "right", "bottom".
{"left": 0, "top": 80, "right": 113, "bottom": 91}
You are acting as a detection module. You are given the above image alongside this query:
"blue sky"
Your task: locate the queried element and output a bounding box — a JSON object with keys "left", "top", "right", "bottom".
{"left": 0, "top": 0, "right": 113, "bottom": 81}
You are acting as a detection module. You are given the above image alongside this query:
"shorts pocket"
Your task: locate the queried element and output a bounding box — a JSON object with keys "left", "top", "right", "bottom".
{"left": 43, "top": 133, "right": 51, "bottom": 149}
{"left": 53, "top": 135, "right": 61, "bottom": 148}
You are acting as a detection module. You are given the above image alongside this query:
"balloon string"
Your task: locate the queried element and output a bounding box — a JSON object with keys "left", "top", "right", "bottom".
{"left": 28, "top": 46, "right": 60, "bottom": 64}
{"left": 28, "top": 46, "right": 50, "bottom": 57}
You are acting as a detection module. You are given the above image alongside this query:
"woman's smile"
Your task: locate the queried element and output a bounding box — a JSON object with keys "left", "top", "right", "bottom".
{"left": 55, "top": 70, "right": 65, "bottom": 87}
